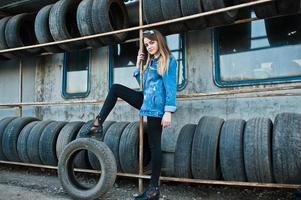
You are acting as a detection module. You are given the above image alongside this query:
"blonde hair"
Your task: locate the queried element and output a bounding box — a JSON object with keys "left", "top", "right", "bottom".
{"left": 143, "top": 29, "right": 170, "bottom": 76}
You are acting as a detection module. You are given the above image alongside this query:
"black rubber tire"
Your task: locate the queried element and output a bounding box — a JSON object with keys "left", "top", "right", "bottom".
{"left": 191, "top": 116, "right": 224, "bottom": 180}
{"left": 39, "top": 121, "right": 67, "bottom": 166}
{"left": 276, "top": 0, "right": 300, "bottom": 15}
{"left": 27, "top": 120, "right": 54, "bottom": 164}
{"left": 88, "top": 121, "right": 116, "bottom": 170}
{"left": 201, "top": 0, "right": 238, "bottom": 26}
{"left": 125, "top": 0, "right": 144, "bottom": 27}
{"left": 2, "top": 117, "right": 38, "bottom": 162}
{"left": 244, "top": 117, "right": 274, "bottom": 183}
{"left": 174, "top": 124, "right": 196, "bottom": 178}
{"left": 58, "top": 138, "right": 117, "bottom": 200}
{"left": 35, "top": 4, "right": 64, "bottom": 53}
{"left": 253, "top": 1, "right": 278, "bottom": 19}
{"left": 74, "top": 120, "right": 94, "bottom": 169}
{"left": 92, "top": 0, "right": 129, "bottom": 45}
{"left": 161, "top": 129, "right": 179, "bottom": 153}
{"left": 273, "top": 113, "right": 301, "bottom": 184}
{"left": 17, "top": 121, "right": 39, "bottom": 163}
{"left": 0, "top": 17, "right": 16, "bottom": 59}
{"left": 143, "top": 0, "right": 167, "bottom": 34}
{"left": 5, "top": 13, "right": 42, "bottom": 56}
{"left": 49, "top": 0, "right": 86, "bottom": 51}
{"left": 119, "top": 122, "right": 151, "bottom": 173}
{"left": 76, "top": 0, "right": 103, "bottom": 48}
{"left": 160, "top": 0, "right": 187, "bottom": 34}
{"left": 180, "top": 0, "right": 207, "bottom": 30}
{"left": 56, "top": 121, "right": 84, "bottom": 159}
{"left": 103, "top": 122, "right": 129, "bottom": 172}
{"left": 0, "top": 117, "right": 17, "bottom": 161}
{"left": 219, "top": 119, "right": 247, "bottom": 181}
{"left": 161, "top": 152, "right": 174, "bottom": 177}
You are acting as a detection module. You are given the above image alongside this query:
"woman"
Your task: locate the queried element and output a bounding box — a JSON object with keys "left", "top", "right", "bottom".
{"left": 86, "top": 29, "right": 177, "bottom": 200}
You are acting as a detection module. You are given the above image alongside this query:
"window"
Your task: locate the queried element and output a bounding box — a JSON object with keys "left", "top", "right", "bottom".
{"left": 62, "top": 49, "right": 91, "bottom": 98}
{"left": 109, "top": 33, "right": 187, "bottom": 91}
{"left": 214, "top": 13, "right": 301, "bottom": 87}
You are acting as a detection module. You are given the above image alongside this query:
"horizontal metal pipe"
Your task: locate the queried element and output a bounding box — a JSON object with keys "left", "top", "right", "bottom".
{"left": 0, "top": 0, "right": 273, "bottom": 54}
{"left": 0, "top": 84, "right": 301, "bottom": 107}
{"left": 0, "top": 160, "right": 299, "bottom": 189}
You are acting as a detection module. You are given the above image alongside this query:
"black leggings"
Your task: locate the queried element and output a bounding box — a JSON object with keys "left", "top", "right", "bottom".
{"left": 97, "top": 83, "right": 162, "bottom": 187}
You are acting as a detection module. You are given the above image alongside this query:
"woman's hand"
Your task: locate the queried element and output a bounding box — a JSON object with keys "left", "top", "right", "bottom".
{"left": 136, "top": 50, "right": 145, "bottom": 67}
{"left": 161, "top": 112, "right": 171, "bottom": 128}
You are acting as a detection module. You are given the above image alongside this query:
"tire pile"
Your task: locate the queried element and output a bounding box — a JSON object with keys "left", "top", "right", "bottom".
{"left": 0, "top": 117, "right": 151, "bottom": 174}
{"left": 0, "top": 112, "right": 300, "bottom": 184}
{"left": 0, "top": 0, "right": 300, "bottom": 61}
{"left": 169, "top": 113, "right": 301, "bottom": 184}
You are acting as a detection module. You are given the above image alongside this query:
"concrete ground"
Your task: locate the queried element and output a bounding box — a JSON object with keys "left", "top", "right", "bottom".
{"left": 0, "top": 164, "right": 297, "bottom": 200}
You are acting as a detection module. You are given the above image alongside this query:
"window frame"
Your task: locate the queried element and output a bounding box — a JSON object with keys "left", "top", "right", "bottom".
{"left": 109, "top": 33, "right": 187, "bottom": 91}
{"left": 213, "top": 24, "right": 301, "bottom": 88}
{"left": 62, "top": 50, "right": 91, "bottom": 99}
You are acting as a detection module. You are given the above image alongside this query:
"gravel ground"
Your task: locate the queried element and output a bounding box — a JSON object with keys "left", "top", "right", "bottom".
{"left": 0, "top": 164, "right": 297, "bottom": 200}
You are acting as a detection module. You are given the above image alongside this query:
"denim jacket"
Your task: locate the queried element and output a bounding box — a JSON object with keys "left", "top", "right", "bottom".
{"left": 133, "top": 55, "right": 177, "bottom": 118}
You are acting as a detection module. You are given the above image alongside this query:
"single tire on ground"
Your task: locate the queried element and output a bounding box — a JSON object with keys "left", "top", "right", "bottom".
{"left": 49, "top": 0, "right": 86, "bottom": 51}
{"left": 191, "top": 116, "right": 224, "bottom": 180}
{"left": 103, "top": 122, "right": 129, "bottom": 172}
{"left": 201, "top": 0, "right": 238, "bottom": 26}
{"left": 39, "top": 121, "right": 67, "bottom": 166}
{"left": 92, "top": 0, "right": 129, "bottom": 45}
{"left": 180, "top": 0, "right": 206, "bottom": 30}
{"left": 88, "top": 121, "right": 116, "bottom": 170}
{"left": 74, "top": 120, "right": 94, "bottom": 169}
{"left": 2, "top": 117, "right": 38, "bottom": 162}
{"left": 0, "top": 117, "right": 17, "bottom": 160}
{"left": 5, "top": 13, "right": 42, "bottom": 55}
{"left": 174, "top": 124, "right": 196, "bottom": 178}
{"left": 273, "top": 113, "right": 301, "bottom": 184}
{"left": 119, "top": 122, "right": 151, "bottom": 173}
{"left": 27, "top": 120, "right": 54, "bottom": 164}
{"left": 244, "top": 117, "right": 274, "bottom": 183}
{"left": 35, "top": 4, "right": 63, "bottom": 53}
{"left": 56, "top": 121, "right": 84, "bottom": 159}
{"left": 219, "top": 119, "right": 246, "bottom": 181}
{"left": 76, "top": 0, "right": 103, "bottom": 48}
{"left": 17, "top": 121, "right": 39, "bottom": 163}
{"left": 58, "top": 138, "right": 117, "bottom": 200}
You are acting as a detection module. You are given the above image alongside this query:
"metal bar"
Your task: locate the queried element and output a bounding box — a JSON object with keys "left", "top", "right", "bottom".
{"left": 138, "top": 0, "right": 144, "bottom": 194}
{"left": 1, "top": 85, "right": 301, "bottom": 107}
{"left": 0, "top": 160, "right": 300, "bottom": 189}
{"left": 18, "top": 59, "right": 23, "bottom": 117}
{"left": 0, "top": 0, "right": 274, "bottom": 54}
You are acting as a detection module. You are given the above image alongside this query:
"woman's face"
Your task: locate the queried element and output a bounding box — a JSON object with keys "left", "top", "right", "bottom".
{"left": 143, "top": 37, "right": 159, "bottom": 55}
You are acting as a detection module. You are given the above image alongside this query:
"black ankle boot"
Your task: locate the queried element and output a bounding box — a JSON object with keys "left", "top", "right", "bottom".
{"left": 83, "top": 116, "right": 104, "bottom": 140}
{"left": 134, "top": 185, "right": 160, "bottom": 200}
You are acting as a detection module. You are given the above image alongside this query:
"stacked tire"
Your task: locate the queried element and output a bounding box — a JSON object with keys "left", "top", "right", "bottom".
{"left": 0, "top": 0, "right": 130, "bottom": 57}
{"left": 1, "top": 113, "right": 301, "bottom": 185}
{"left": 174, "top": 113, "right": 301, "bottom": 185}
